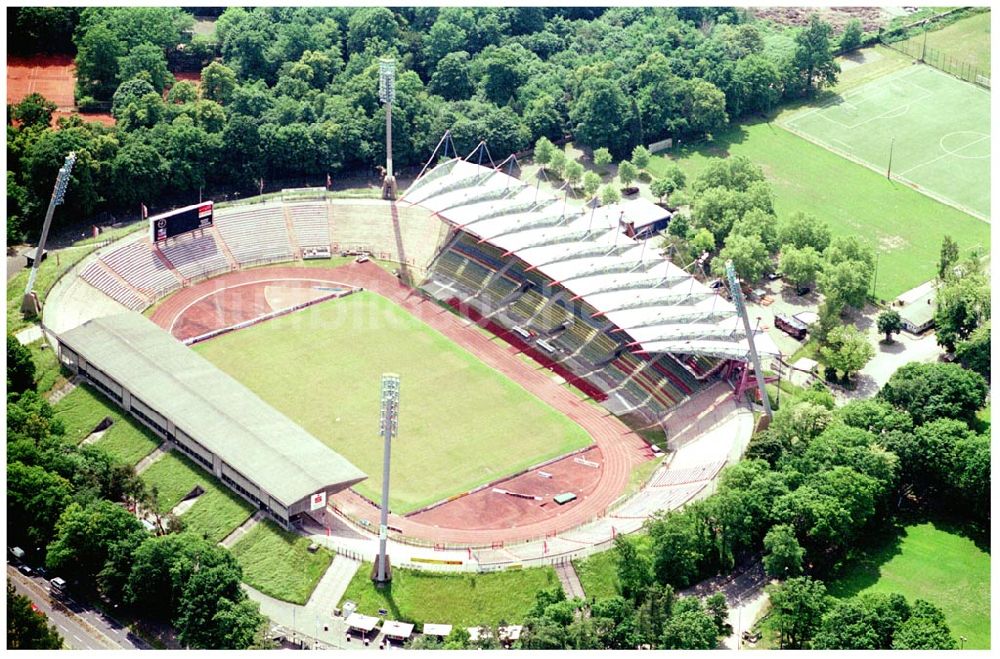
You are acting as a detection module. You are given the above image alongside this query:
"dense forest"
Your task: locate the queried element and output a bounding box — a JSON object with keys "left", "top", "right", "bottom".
{"left": 7, "top": 6, "right": 849, "bottom": 242}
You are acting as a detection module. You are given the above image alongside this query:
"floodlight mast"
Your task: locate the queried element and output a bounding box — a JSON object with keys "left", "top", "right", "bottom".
{"left": 379, "top": 58, "right": 397, "bottom": 200}
{"left": 22, "top": 152, "right": 77, "bottom": 315}
{"left": 375, "top": 373, "right": 400, "bottom": 584}
{"left": 724, "top": 260, "right": 773, "bottom": 419}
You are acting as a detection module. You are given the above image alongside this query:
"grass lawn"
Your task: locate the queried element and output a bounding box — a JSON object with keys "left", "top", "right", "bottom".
{"left": 194, "top": 291, "right": 593, "bottom": 513}
{"left": 28, "top": 338, "right": 67, "bottom": 395}
{"left": 7, "top": 246, "right": 92, "bottom": 334}
{"left": 825, "top": 521, "right": 990, "bottom": 649}
{"left": 140, "top": 452, "right": 254, "bottom": 542}
{"left": 93, "top": 420, "right": 162, "bottom": 467}
{"left": 895, "top": 10, "right": 991, "bottom": 75}
{"left": 572, "top": 534, "right": 653, "bottom": 601}
{"left": 339, "top": 562, "right": 559, "bottom": 626}
{"left": 55, "top": 382, "right": 127, "bottom": 443}
{"left": 648, "top": 120, "right": 989, "bottom": 301}
{"left": 781, "top": 64, "right": 990, "bottom": 219}
{"left": 230, "top": 520, "right": 333, "bottom": 605}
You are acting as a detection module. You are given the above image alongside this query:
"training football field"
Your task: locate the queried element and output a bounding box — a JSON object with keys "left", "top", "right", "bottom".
{"left": 194, "top": 291, "right": 591, "bottom": 514}
{"left": 782, "top": 64, "right": 990, "bottom": 219}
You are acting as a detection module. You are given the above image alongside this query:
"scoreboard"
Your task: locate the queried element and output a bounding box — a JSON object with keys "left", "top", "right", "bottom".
{"left": 150, "top": 201, "right": 214, "bottom": 242}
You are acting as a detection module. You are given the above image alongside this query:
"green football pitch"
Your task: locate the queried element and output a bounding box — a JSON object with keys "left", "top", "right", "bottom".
{"left": 194, "top": 291, "right": 592, "bottom": 514}
{"left": 781, "top": 64, "right": 990, "bottom": 219}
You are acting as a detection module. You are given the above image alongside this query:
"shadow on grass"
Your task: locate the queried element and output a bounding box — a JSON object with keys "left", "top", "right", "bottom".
{"left": 822, "top": 522, "right": 907, "bottom": 599}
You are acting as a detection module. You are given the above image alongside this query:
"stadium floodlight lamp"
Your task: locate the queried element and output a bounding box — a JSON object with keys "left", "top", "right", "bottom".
{"left": 379, "top": 373, "right": 400, "bottom": 438}
{"left": 378, "top": 58, "right": 396, "bottom": 105}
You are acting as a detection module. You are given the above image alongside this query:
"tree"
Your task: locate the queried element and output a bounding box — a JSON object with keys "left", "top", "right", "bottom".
{"left": 601, "top": 184, "right": 621, "bottom": 205}
{"left": 876, "top": 309, "right": 902, "bottom": 343}
{"left": 11, "top": 93, "right": 57, "bottom": 130}
{"left": 201, "top": 62, "right": 237, "bottom": 105}
{"left": 883, "top": 418, "right": 971, "bottom": 495}
{"left": 955, "top": 320, "right": 990, "bottom": 381}
{"left": 892, "top": 600, "right": 957, "bottom": 650}
{"left": 75, "top": 23, "right": 125, "bottom": 100}
{"left": 7, "top": 335, "right": 36, "bottom": 395}
{"left": 692, "top": 155, "right": 765, "bottom": 195}
{"left": 533, "top": 136, "right": 555, "bottom": 168}
{"left": 839, "top": 19, "right": 864, "bottom": 52}
{"left": 938, "top": 235, "right": 960, "bottom": 281}
{"left": 429, "top": 51, "right": 474, "bottom": 101}
{"left": 934, "top": 271, "right": 990, "bottom": 351}
{"left": 571, "top": 78, "right": 635, "bottom": 157}
{"left": 766, "top": 576, "right": 829, "bottom": 649}
{"left": 763, "top": 524, "right": 804, "bottom": 578}
{"left": 813, "top": 592, "right": 910, "bottom": 649}
{"left": 878, "top": 362, "right": 988, "bottom": 426}
{"left": 111, "top": 78, "right": 157, "bottom": 121}
{"left": 564, "top": 161, "right": 584, "bottom": 188}
{"left": 713, "top": 233, "right": 769, "bottom": 283}
{"left": 689, "top": 228, "right": 715, "bottom": 258}
{"left": 477, "top": 44, "right": 530, "bottom": 106}
{"left": 592, "top": 147, "right": 612, "bottom": 170}
{"left": 583, "top": 171, "right": 601, "bottom": 198}
{"left": 650, "top": 164, "right": 686, "bottom": 206}
{"left": 6, "top": 583, "right": 64, "bottom": 649}
{"left": 174, "top": 549, "right": 250, "bottom": 648}
{"left": 166, "top": 81, "right": 198, "bottom": 104}
{"left": 729, "top": 54, "right": 782, "bottom": 117}
{"left": 423, "top": 18, "right": 467, "bottom": 70}
{"left": 660, "top": 609, "right": 719, "bottom": 649}
{"left": 792, "top": 15, "right": 839, "bottom": 95}
{"left": 346, "top": 7, "right": 399, "bottom": 54}
{"left": 46, "top": 500, "right": 146, "bottom": 588}
{"left": 780, "top": 245, "right": 823, "bottom": 291}
{"left": 704, "top": 593, "right": 731, "bottom": 637}
{"left": 618, "top": 160, "right": 638, "bottom": 189}
{"left": 548, "top": 149, "right": 567, "bottom": 178}
{"left": 779, "top": 211, "right": 831, "bottom": 253}
{"left": 953, "top": 433, "right": 990, "bottom": 521}
{"left": 210, "top": 598, "right": 267, "bottom": 650}
{"left": 631, "top": 145, "right": 652, "bottom": 170}
{"left": 614, "top": 535, "right": 652, "bottom": 602}
{"left": 117, "top": 42, "right": 173, "bottom": 93}
{"left": 820, "top": 324, "right": 874, "bottom": 381}
{"left": 681, "top": 78, "right": 728, "bottom": 136}
{"left": 731, "top": 207, "right": 779, "bottom": 254}
{"left": 7, "top": 462, "right": 73, "bottom": 557}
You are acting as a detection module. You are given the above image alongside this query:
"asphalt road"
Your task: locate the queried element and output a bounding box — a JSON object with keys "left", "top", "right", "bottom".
{"left": 7, "top": 565, "right": 149, "bottom": 650}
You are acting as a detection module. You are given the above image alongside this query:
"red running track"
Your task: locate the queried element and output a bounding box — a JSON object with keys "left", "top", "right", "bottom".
{"left": 150, "top": 262, "right": 653, "bottom": 545}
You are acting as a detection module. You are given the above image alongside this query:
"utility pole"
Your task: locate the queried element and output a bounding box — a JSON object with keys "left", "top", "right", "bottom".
{"left": 374, "top": 373, "right": 400, "bottom": 584}
{"left": 22, "top": 152, "right": 76, "bottom": 316}
{"left": 379, "top": 58, "right": 397, "bottom": 200}
{"left": 886, "top": 137, "right": 894, "bottom": 179}
{"left": 725, "top": 260, "right": 772, "bottom": 419}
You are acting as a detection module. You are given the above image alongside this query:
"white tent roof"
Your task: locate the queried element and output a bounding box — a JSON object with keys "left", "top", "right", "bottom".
{"left": 382, "top": 621, "right": 414, "bottom": 638}
{"left": 402, "top": 160, "right": 779, "bottom": 359}
{"left": 422, "top": 624, "right": 452, "bottom": 637}
{"left": 345, "top": 613, "right": 379, "bottom": 632}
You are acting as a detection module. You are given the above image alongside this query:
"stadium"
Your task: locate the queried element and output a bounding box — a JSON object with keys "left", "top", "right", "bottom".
{"left": 42, "top": 140, "right": 775, "bottom": 559}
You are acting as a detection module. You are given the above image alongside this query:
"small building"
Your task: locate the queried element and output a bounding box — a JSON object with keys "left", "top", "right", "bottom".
{"left": 553, "top": 492, "right": 577, "bottom": 505}
{"left": 895, "top": 281, "right": 936, "bottom": 334}
{"left": 24, "top": 248, "right": 47, "bottom": 267}
{"left": 615, "top": 198, "right": 672, "bottom": 240}
{"left": 345, "top": 613, "right": 380, "bottom": 639}
{"left": 381, "top": 620, "right": 414, "bottom": 643}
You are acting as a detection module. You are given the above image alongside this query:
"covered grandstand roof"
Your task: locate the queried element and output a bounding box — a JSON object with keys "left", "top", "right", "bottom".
{"left": 402, "top": 159, "right": 779, "bottom": 360}
{"left": 59, "top": 313, "right": 366, "bottom": 507}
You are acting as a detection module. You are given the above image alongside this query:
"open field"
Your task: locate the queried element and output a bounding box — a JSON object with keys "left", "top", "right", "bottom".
{"left": 572, "top": 533, "right": 653, "bottom": 601}
{"left": 194, "top": 291, "right": 593, "bottom": 513}
{"left": 140, "top": 452, "right": 254, "bottom": 542}
{"left": 894, "top": 10, "right": 991, "bottom": 75}
{"left": 339, "top": 562, "right": 559, "bottom": 627}
{"left": 826, "top": 522, "right": 990, "bottom": 649}
{"left": 229, "top": 520, "right": 333, "bottom": 605}
{"left": 781, "top": 64, "right": 990, "bottom": 219}
{"left": 648, "top": 120, "right": 990, "bottom": 301}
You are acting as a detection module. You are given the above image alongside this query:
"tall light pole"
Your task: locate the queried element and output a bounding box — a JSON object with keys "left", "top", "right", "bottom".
{"left": 379, "top": 58, "right": 397, "bottom": 200}
{"left": 22, "top": 152, "right": 76, "bottom": 315}
{"left": 725, "top": 260, "right": 772, "bottom": 419}
{"left": 374, "top": 373, "right": 400, "bottom": 584}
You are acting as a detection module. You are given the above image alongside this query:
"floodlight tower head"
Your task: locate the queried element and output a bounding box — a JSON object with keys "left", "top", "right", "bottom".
{"left": 379, "top": 373, "right": 400, "bottom": 438}
{"left": 378, "top": 58, "right": 396, "bottom": 105}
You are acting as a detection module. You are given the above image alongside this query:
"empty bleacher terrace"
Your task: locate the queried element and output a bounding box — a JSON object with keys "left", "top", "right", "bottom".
{"left": 158, "top": 230, "right": 232, "bottom": 281}
{"left": 79, "top": 262, "right": 148, "bottom": 311}
{"left": 287, "top": 203, "right": 331, "bottom": 250}
{"left": 213, "top": 204, "right": 294, "bottom": 265}
{"left": 100, "top": 237, "right": 183, "bottom": 298}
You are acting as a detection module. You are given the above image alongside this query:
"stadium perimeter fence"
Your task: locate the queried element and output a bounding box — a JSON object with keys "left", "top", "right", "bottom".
{"left": 881, "top": 36, "right": 990, "bottom": 88}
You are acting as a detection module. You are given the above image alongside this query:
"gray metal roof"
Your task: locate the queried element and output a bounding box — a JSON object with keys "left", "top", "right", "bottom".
{"left": 59, "top": 313, "right": 366, "bottom": 507}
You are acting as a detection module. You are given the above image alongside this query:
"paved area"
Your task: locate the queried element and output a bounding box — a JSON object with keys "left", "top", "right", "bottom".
{"left": 555, "top": 561, "right": 586, "bottom": 600}
{"left": 15, "top": 324, "right": 42, "bottom": 345}
{"left": 305, "top": 554, "right": 361, "bottom": 614}
{"left": 46, "top": 374, "right": 81, "bottom": 405}
{"left": 7, "top": 565, "right": 149, "bottom": 650}
{"left": 680, "top": 559, "right": 769, "bottom": 650}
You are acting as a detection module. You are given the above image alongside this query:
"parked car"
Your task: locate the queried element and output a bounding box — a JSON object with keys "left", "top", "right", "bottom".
{"left": 18, "top": 565, "right": 33, "bottom": 576}
{"left": 775, "top": 314, "right": 808, "bottom": 340}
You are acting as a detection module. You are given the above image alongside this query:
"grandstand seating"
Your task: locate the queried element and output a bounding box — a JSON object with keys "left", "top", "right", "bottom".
{"left": 79, "top": 262, "right": 147, "bottom": 311}
{"left": 287, "top": 203, "right": 331, "bottom": 250}
{"left": 100, "top": 239, "right": 182, "bottom": 297}
{"left": 159, "top": 231, "right": 231, "bottom": 281}
{"left": 213, "top": 204, "right": 294, "bottom": 264}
